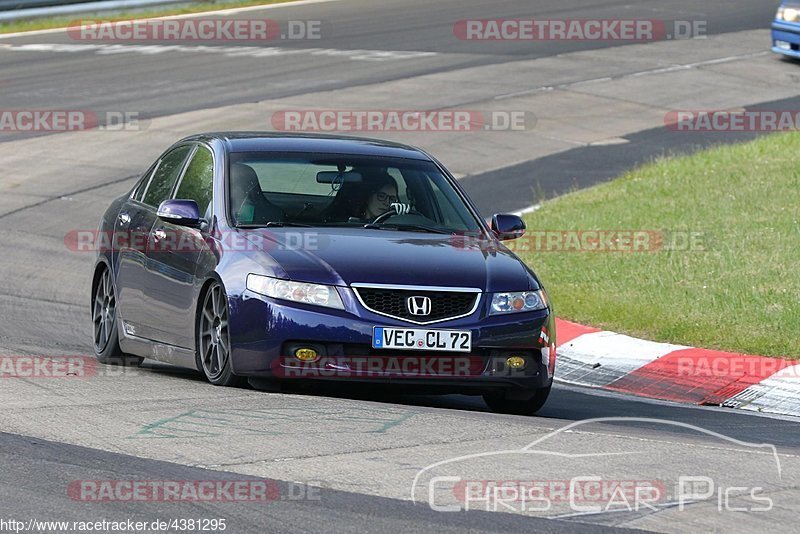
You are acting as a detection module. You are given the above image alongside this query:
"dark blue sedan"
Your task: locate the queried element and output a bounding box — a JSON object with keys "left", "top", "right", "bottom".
{"left": 92, "top": 133, "right": 556, "bottom": 415}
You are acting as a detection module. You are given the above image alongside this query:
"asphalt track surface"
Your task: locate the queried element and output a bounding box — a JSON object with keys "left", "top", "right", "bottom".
{"left": 1, "top": 431, "right": 627, "bottom": 533}
{"left": 463, "top": 94, "right": 800, "bottom": 214}
{"left": 1, "top": 0, "right": 799, "bottom": 532}
{"left": 0, "top": 0, "right": 772, "bottom": 126}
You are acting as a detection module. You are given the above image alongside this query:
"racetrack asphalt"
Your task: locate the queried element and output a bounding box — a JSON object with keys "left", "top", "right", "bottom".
{"left": 1, "top": 0, "right": 798, "bottom": 532}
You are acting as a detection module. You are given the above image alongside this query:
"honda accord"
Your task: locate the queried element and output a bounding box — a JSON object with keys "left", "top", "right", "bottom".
{"left": 91, "top": 133, "right": 556, "bottom": 415}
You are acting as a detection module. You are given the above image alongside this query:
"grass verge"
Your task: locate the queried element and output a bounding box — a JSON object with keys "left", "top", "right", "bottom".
{"left": 519, "top": 132, "right": 800, "bottom": 358}
{"left": 0, "top": 0, "right": 296, "bottom": 35}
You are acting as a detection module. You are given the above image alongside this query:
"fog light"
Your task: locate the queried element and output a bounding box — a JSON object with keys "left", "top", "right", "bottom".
{"left": 295, "top": 348, "right": 319, "bottom": 361}
{"left": 506, "top": 356, "right": 527, "bottom": 370}
{"left": 777, "top": 40, "right": 791, "bottom": 50}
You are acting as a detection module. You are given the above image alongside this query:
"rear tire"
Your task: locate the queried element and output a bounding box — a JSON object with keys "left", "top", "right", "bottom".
{"left": 92, "top": 266, "right": 142, "bottom": 366}
{"left": 483, "top": 385, "right": 551, "bottom": 416}
{"left": 196, "top": 281, "right": 243, "bottom": 387}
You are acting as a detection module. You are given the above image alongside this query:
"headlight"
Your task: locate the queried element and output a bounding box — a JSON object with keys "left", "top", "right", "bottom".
{"left": 246, "top": 274, "right": 344, "bottom": 310}
{"left": 490, "top": 290, "right": 548, "bottom": 315}
{"left": 778, "top": 6, "right": 800, "bottom": 22}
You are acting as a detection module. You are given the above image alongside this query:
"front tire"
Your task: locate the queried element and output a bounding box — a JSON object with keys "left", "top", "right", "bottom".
{"left": 197, "top": 281, "right": 242, "bottom": 387}
{"left": 92, "top": 266, "right": 142, "bottom": 366}
{"left": 483, "top": 385, "right": 551, "bottom": 416}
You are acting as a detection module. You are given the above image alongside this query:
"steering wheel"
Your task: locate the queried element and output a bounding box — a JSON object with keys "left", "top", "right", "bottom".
{"left": 370, "top": 207, "right": 424, "bottom": 225}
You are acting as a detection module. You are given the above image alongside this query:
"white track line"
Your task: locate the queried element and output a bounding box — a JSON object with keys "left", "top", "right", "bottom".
{"left": 0, "top": 0, "right": 346, "bottom": 40}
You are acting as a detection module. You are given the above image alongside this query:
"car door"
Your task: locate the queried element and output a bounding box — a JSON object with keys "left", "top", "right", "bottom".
{"left": 115, "top": 144, "right": 192, "bottom": 341}
{"left": 142, "top": 144, "right": 215, "bottom": 348}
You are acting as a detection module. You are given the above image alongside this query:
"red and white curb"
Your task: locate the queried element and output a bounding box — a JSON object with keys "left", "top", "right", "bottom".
{"left": 554, "top": 319, "right": 800, "bottom": 417}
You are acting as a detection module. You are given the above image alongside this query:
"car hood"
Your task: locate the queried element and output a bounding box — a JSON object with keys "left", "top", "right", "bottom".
{"left": 238, "top": 228, "right": 536, "bottom": 292}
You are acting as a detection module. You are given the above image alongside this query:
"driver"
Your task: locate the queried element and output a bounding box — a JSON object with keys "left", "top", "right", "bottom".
{"left": 358, "top": 172, "right": 411, "bottom": 221}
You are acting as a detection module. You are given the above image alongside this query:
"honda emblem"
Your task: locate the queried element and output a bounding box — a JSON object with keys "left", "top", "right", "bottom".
{"left": 407, "top": 296, "right": 432, "bottom": 316}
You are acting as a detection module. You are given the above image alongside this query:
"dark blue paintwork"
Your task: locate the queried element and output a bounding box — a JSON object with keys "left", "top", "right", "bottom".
{"left": 156, "top": 199, "right": 201, "bottom": 225}
{"left": 93, "top": 133, "right": 555, "bottom": 394}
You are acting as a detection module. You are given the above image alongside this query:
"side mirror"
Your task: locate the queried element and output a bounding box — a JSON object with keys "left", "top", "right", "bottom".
{"left": 491, "top": 213, "right": 526, "bottom": 241}
{"left": 157, "top": 199, "right": 201, "bottom": 228}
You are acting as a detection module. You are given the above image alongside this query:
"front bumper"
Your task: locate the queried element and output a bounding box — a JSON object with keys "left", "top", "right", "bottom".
{"left": 228, "top": 289, "right": 556, "bottom": 392}
{"left": 772, "top": 22, "right": 800, "bottom": 58}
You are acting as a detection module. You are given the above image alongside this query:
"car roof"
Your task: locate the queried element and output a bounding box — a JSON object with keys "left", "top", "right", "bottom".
{"left": 180, "top": 132, "right": 433, "bottom": 161}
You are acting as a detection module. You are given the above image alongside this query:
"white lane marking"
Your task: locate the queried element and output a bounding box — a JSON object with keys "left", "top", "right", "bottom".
{"left": 0, "top": 42, "right": 437, "bottom": 61}
{"left": 511, "top": 204, "right": 541, "bottom": 216}
{"left": 557, "top": 330, "right": 690, "bottom": 388}
{"left": 493, "top": 51, "right": 771, "bottom": 100}
{"left": 627, "top": 52, "right": 770, "bottom": 77}
{"left": 0, "top": 0, "right": 347, "bottom": 40}
{"left": 589, "top": 137, "right": 629, "bottom": 146}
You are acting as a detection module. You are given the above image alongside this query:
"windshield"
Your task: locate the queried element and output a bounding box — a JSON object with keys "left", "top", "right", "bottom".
{"left": 227, "top": 152, "right": 482, "bottom": 233}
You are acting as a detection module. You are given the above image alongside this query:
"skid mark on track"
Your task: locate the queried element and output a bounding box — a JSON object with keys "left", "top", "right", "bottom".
{"left": 0, "top": 173, "right": 138, "bottom": 220}
{"left": 130, "top": 406, "right": 416, "bottom": 439}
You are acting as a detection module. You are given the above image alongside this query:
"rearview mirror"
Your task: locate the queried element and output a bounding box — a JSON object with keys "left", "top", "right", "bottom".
{"left": 157, "top": 199, "right": 201, "bottom": 228}
{"left": 316, "top": 170, "right": 363, "bottom": 184}
{"left": 491, "top": 213, "right": 526, "bottom": 241}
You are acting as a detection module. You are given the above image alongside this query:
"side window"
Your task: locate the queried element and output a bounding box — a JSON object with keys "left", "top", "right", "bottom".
{"left": 174, "top": 146, "right": 214, "bottom": 216}
{"left": 131, "top": 162, "right": 157, "bottom": 202}
{"left": 141, "top": 145, "right": 191, "bottom": 207}
{"left": 387, "top": 167, "right": 408, "bottom": 202}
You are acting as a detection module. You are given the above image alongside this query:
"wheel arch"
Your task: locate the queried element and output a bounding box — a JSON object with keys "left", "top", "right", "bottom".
{"left": 195, "top": 274, "right": 223, "bottom": 334}
{"left": 91, "top": 257, "right": 112, "bottom": 308}
{"left": 193, "top": 272, "right": 229, "bottom": 354}
{"left": 194, "top": 273, "right": 243, "bottom": 384}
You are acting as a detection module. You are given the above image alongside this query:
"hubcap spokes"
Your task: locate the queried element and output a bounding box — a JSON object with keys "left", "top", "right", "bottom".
{"left": 93, "top": 269, "right": 116, "bottom": 351}
{"left": 200, "top": 285, "right": 229, "bottom": 380}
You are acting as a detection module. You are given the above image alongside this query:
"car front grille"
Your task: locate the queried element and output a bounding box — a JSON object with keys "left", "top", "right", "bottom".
{"left": 352, "top": 285, "right": 480, "bottom": 324}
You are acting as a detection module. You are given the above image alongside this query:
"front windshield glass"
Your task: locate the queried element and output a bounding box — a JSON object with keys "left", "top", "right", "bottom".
{"left": 227, "top": 152, "right": 482, "bottom": 233}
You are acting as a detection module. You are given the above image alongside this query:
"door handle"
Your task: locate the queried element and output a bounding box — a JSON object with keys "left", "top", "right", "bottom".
{"left": 152, "top": 229, "right": 167, "bottom": 241}
{"left": 118, "top": 212, "right": 131, "bottom": 225}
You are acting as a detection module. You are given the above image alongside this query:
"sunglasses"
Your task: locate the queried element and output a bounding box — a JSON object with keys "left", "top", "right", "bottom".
{"left": 375, "top": 192, "right": 399, "bottom": 203}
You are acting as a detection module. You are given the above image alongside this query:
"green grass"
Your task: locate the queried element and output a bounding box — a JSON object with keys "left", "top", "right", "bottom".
{"left": 0, "top": 0, "right": 294, "bottom": 34}
{"left": 519, "top": 132, "right": 800, "bottom": 358}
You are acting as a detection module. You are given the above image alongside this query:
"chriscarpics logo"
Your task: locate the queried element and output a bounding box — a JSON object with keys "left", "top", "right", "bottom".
{"left": 412, "top": 418, "right": 782, "bottom": 516}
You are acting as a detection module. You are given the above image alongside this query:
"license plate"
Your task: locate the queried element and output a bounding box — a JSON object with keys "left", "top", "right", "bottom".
{"left": 372, "top": 327, "right": 472, "bottom": 352}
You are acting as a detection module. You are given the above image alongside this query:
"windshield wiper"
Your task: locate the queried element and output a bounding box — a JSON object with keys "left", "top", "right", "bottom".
{"left": 265, "top": 221, "right": 313, "bottom": 228}
{"left": 363, "top": 223, "right": 453, "bottom": 235}
{"left": 237, "top": 222, "right": 313, "bottom": 228}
